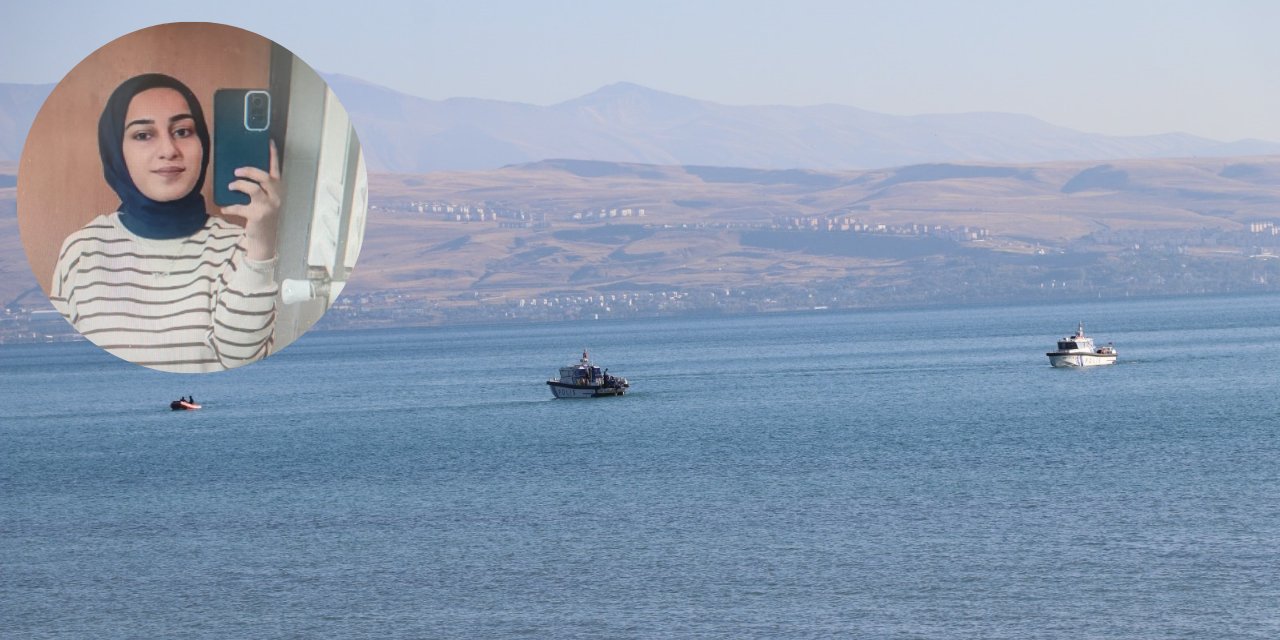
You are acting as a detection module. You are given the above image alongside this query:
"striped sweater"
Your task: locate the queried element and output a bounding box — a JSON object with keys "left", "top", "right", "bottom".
{"left": 50, "top": 212, "right": 279, "bottom": 373}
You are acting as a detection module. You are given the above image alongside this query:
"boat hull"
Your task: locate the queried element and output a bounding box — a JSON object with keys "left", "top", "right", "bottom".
{"left": 1047, "top": 352, "right": 1117, "bottom": 368}
{"left": 547, "top": 381, "right": 627, "bottom": 398}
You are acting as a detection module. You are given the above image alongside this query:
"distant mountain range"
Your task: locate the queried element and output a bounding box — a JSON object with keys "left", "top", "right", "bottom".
{"left": 3, "top": 76, "right": 1279, "bottom": 173}
{"left": 342, "top": 155, "right": 1280, "bottom": 317}
{"left": 6, "top": 153, "right": 1280, "bottom": 325}
{"left": 366, "top": 155, "right": 1280, "bottom": 244}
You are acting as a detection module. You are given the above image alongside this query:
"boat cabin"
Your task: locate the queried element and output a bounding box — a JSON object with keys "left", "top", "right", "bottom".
{"left": 558, "top": 363, "right": 604, "bottom": 385}
{"left": 1056, "top": 338, "right": 1097, "bottom": 351}
{"left": 1055, "top": 322, "right": 1098, "bottom": 352}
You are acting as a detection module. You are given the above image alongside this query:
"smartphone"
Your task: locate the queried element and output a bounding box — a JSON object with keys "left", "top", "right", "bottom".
{"left": 213, "top": 89, "right": 271, "bottom": 207}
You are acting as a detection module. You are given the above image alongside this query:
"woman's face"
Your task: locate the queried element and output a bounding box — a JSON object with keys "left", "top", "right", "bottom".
{"left": 121, "top": 87, "right": 203, "bottom": 202}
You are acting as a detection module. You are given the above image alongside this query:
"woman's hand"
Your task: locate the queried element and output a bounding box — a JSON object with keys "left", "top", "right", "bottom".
{"left": 221, "top": 140, "right": 281, "bottom": 261}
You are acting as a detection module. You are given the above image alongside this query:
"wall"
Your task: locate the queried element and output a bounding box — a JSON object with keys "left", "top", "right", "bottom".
{"left": 17, "top": 22, "right": 271, "bottom": 292}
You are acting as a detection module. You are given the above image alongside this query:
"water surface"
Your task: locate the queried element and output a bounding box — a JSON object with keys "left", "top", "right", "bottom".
{"left": 4, "top": 294, "right": 1280, "bottom": 638}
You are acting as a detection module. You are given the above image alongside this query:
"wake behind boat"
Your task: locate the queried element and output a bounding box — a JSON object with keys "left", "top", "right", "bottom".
{"left": 1047, "top": 322, "right": 1117, "bottom": 368}
{"left": 547, "top": 351, "right": 629, "bottom": 398}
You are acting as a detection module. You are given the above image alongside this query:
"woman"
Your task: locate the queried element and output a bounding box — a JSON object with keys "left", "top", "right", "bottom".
{"left": 50, "top": 73, "right": 281, "bottom": 373}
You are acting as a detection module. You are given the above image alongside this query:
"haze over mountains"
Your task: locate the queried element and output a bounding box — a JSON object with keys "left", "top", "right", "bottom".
{"left": 3, "top": 75, "right": 1280, "bottom": 173}
{"left": 0, "top": 82, "right": 50, "bottom": 162}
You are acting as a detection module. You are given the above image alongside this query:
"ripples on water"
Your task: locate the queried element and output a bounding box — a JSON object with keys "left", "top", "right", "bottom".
{"left": 4, "top": 294, "right": 1280, "bottom": 638}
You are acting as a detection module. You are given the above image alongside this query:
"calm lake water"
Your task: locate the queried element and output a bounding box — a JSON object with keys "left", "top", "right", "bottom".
{"left": 4, "top": 294, "right": 1280, "bottom": 638}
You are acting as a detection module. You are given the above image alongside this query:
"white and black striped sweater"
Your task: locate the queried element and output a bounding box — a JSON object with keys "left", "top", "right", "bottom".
{"left": 51, "top": 213, "right": 279, "bottom": 373}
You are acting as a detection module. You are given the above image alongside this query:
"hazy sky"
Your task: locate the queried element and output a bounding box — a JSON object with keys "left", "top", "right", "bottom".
{"left": 4, "top": 1, "right": 1279, "bottom": 142}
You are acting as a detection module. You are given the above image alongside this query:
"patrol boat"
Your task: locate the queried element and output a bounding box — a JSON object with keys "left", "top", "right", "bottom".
{"left": 547, "top": 350, "right": 629, "bottom": 398}
{"left": 1047, "top": 322, "right": 1117, "bottom": 368}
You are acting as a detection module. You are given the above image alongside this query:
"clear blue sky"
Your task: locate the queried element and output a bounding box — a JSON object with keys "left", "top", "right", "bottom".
{"left": 4, "top": 0, "right": 1279, "bottom": 142}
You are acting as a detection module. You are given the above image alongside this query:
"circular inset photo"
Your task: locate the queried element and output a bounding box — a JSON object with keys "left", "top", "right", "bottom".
{"left": 18, "top": 22, "right": 368, "bottom": 373}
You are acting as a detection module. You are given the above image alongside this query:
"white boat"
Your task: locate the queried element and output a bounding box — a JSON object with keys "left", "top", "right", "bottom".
{"left": 547, "top": 350, "right": 630, "bottom": 398}
{"left": 1047, "top": 321, "right": 1117, "bottom": 368}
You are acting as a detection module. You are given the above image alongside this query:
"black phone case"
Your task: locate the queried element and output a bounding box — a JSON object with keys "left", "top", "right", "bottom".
{"left": 213, "top": 89, "right": 271, "bottom": 207}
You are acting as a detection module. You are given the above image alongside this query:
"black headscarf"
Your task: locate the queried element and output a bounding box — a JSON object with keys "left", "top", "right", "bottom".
{"left": 99, "top": 73, "right": 210, "bottom": 239}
